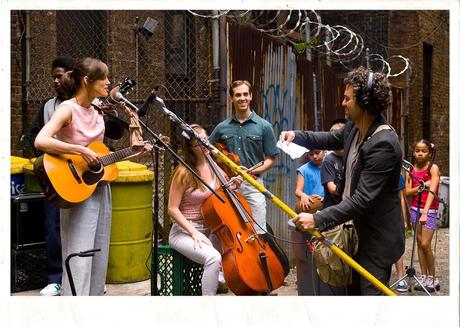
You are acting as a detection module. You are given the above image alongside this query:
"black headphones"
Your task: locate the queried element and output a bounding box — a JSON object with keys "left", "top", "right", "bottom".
{"left": 356, "top": 71, "right": 374, "bottom": 110}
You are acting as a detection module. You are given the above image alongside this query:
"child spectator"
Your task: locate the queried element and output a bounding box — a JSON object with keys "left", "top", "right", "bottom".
{"left": 405, "top": 139, "right": 440, "bottom": 292}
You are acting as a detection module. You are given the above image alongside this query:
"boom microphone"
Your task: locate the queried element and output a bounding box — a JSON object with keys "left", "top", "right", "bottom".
{"left": 109, "top": 88, "right": 139, "bottom": 112}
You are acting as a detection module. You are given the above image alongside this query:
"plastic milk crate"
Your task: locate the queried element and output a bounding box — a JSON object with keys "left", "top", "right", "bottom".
{"left": 11, "top": 244, "right": 47, "bottom": 293}
{"left": 157, "top": 245, "right": 204, "bottom": 295}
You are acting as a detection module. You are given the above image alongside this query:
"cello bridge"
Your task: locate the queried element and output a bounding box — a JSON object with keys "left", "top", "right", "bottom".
{"left": 245, "top": 234, "right": 257, "bottom": 243}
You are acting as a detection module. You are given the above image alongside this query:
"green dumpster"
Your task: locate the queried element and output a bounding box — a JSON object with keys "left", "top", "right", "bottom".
{"left": 107, "top": 161, "right": 154, "bottom": 283}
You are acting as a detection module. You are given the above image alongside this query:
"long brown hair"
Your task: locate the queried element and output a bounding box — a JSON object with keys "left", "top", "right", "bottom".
{"left": 170, "top": 124, "right": 212, "bottom": 191}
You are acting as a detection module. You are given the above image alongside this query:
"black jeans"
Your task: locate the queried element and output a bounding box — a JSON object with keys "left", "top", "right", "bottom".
{"left": 347, "top": 250, "right": 392, "bottom": 295}
{"left": 44, "top": 200, "right": 62, "bottom": 284}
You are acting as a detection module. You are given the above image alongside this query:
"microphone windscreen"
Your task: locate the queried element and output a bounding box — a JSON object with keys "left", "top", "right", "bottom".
{"left": 109, "top": 87, "right": 123, "bottom": 102}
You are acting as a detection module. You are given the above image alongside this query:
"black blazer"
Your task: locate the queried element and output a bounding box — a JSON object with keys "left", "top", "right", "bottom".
{"left": 293, "top": 115, "right": 405, "bottom": 268}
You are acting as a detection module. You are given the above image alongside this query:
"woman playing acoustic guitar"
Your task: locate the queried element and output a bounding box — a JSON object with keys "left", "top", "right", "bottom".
{"left": 35, "top": 57, "right": 151, "bottom": 296}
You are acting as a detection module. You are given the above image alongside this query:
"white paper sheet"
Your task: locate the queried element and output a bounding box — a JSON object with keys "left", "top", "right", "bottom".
{"left": 276, "top": 140, "right": 309, "bottom": 160}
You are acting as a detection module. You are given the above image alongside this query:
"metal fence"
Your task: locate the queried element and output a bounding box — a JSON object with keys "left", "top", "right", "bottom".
{"left": 18, "top": 10, "right": 219, "bottom": 242}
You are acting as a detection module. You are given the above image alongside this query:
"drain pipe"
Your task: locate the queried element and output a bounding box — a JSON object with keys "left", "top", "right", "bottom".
{"left": 21, "top": 11, "right": 31, "bottom": 156}
{"left": 211, "top": 10, "right": 225, "bottom": 121}
{"left": 403, "top": 69, "right": 410, "bottom": 158}
{"left": 313, "top": 73, "right": 319, "bottom": 131}
{"left": 219, "top": 15, "right": 228, "bottom": 120}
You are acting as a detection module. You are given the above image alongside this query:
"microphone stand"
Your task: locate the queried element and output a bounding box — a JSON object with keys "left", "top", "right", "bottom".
{"left": 116, "top": 100, "right": 225, "bottom": 296}
{"left": 151, "top": 146, "right": 160, "bottom": 295}
{"left": 390, "top": 162, "right": 438, "bottom": 295}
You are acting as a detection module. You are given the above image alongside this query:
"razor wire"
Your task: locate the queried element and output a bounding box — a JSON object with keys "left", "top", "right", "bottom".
{"left": 188, "top": 10, "right": 414, "bottom": 78}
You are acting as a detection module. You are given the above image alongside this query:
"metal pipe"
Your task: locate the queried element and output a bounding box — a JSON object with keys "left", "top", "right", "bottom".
{"left": 22, "top": 11, "right": 31, "bottom": 157}
{"left": 211, "top": 10, "right": 219, "bottom": 71}
{"left": 313, "top": 72, "right": 319, "bottom": 131}
{"left": 25, "top": 11, "right": 31, "bottom": 97}
{"left": 365, "top": 47, "right": 370, "bottom": 69}
{"left": 211, "top": 10, "right": 226, "bottom": 121}
{"left": 325, "top": 28, "right": 331, "bottom": 66}
{"left": 218, "top": 13, "right": 228, "bottom": 121}
{"left": 134, "top": 16, "right": 139, "bottom": 102}
{"left": 403, "top": 68, "right": 410, "bottom": 158}
{"left": 305, "top": 16, "right": 311, "bottom": 62}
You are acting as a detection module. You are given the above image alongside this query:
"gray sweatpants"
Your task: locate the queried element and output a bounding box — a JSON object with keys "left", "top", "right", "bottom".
{"left": 60, "top": 184, "right": 112, "bottom": 296}
{"left": 168, "top": 222, "right": 221, "bottom": 295}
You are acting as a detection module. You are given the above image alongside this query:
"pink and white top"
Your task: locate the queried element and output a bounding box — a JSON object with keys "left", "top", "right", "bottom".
{"left": 56, "top": 99, "right": 105, "bottom": 146}
{"left": 179, "top": 183, "right": 215, "bottom": 221}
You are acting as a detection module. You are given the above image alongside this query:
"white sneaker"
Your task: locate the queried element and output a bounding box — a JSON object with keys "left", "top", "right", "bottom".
{"left": 39, "top": 283, "right": 62, "bottom": 296}
{"left": 425, "top": 276, "right": 441, "bottom": 293}
{"left": 104, "top": 285, "right": 107, "bottom": 294}
{"left": 396, "top": 280, "right": 409, "bottom": 292}
{"left": 218, "top": 271, "right": 225, "bottom": 284}
{"left": 414, "top": 275, "right": 426, "bottom": 291}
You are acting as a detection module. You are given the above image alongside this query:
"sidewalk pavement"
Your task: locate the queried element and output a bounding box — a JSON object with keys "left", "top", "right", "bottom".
{"left": 11, "top": 228, "right": 449, "bottom": 296}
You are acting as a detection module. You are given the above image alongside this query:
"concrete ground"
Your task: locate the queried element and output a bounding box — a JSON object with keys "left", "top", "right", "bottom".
{"left": 11, "top": 228, "right": 449, "bottom": 296}
{"left": 11, "top": 270, "right": 298, "bottom": 296}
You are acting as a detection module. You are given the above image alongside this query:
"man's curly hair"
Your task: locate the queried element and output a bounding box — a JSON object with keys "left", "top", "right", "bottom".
{"left": 344, "top": 66, "right": 392, "bottom": 115}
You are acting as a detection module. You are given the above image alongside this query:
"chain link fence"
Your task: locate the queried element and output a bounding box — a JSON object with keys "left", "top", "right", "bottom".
{"left": 16, "top": 10, "right": 220, "bottom": 242}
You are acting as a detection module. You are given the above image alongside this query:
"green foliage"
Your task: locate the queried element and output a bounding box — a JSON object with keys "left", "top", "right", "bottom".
{"left": 293, "top": 37, "right": 318, "bottom": 55}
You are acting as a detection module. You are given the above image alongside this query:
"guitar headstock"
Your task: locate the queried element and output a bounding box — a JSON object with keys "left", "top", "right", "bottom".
{"left": 118, "top": 77, "right": 137, "bottom": 95}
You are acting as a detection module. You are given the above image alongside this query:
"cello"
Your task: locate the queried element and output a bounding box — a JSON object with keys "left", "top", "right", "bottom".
{"left": 201, "top": 152, "right": 286, "bottom": 295}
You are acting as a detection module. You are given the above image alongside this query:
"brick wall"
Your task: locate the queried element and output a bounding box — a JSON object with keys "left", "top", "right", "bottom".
{"left": 320, "top": 10, "right": 449, "bottom": 175}
{"left": 388, "top": 11, "right": 449, "bottom": 175}
{"left": 10, "top": 10, "right": 214, "bottom": 158}
{"left": 10, "top": 10, "right": 449, "bottom": 175}
{"left": 10, "top": 12, "right": 22, "bottom": 157}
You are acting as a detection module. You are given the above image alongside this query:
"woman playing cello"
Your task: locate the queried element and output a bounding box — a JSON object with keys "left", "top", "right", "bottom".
{"left": 167, "top": 124, "right": 241, "bottom": 295}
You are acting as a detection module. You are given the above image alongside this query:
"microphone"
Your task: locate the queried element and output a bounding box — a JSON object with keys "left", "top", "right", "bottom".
{"left": 138, "top": 86, "right": 159, "bottom": 117}
{"left": 149, "top": 89, "right": 195, "bottom": 139}
{"left": 109, "top": 88, "right": 139, "bottom": 112}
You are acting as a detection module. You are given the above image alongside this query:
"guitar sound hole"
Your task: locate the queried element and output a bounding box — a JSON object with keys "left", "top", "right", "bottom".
{"left": 88, "top": 160, "right": 103, "bottom": 173}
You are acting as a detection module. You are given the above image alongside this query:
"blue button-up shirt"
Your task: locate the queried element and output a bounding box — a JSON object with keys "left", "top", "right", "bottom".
{"left": 209, "top": 111, "right": 279, "bottom": 169}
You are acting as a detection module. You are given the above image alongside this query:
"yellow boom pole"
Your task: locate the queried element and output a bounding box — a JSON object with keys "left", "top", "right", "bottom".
{"left": 210, "top": 146, "right": 396, "bottom": 296}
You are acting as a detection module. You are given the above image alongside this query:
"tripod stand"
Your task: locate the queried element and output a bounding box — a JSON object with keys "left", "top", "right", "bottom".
{"left": 390, "top": 161, "right": 439, "bottom": 295}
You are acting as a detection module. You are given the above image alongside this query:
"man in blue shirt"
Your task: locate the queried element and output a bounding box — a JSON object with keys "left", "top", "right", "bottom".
{"left": 208, "top": 80, "right": 279, "bottom": 234}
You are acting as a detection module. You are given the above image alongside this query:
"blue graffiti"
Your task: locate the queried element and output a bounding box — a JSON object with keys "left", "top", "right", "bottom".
{"left": 261, "top": 83, "right": 301, "bottom": 185}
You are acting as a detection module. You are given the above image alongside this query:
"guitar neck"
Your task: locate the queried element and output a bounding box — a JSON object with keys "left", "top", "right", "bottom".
{"left": 100, "top": 147, "right": 139, "bottom": 166}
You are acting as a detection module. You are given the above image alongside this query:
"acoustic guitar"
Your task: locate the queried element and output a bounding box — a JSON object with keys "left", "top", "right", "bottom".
{"left": 34, "top": 141, "right": 141, "bottom": 208}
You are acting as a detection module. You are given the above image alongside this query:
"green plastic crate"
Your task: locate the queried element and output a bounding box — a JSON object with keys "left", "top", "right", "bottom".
{"left": 157, "top": 245, "right": 204, "bottom": 295}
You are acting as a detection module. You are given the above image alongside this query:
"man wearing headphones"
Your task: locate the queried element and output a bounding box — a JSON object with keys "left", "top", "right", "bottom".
{"left": 279, "top": 66, "right": 405, "bottom": 295}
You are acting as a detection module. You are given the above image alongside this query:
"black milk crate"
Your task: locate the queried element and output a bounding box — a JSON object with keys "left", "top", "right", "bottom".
{"left": 157, "top": 245, "right": 204, "bottom": 296}
{"left": 11, "top": 193, "right": 46, "bottom": 248}
{"left": 11, "top": 244, "right": 47, "bottom": 293}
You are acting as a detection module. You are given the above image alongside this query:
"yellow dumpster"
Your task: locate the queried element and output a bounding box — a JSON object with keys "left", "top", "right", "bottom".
{"left": 107, "top": 161, "right": 154, "bottom": 283}
{"left": 23, "top": 158, "right": 43, "bottom": 193}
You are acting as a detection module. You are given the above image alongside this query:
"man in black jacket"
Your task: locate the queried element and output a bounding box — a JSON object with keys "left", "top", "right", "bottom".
{"left": 280, "top": 66, "right": 404, "bottom": 295}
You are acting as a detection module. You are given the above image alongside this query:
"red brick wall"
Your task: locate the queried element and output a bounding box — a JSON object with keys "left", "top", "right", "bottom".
{"left": 320, "top": 10, "right": 449, "bottom": 175}
{"left": 10, "top": 12, "right": 22, "bottom": 157}
{"left": 388, "top": 11, "right": 449, "bottom": 175}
